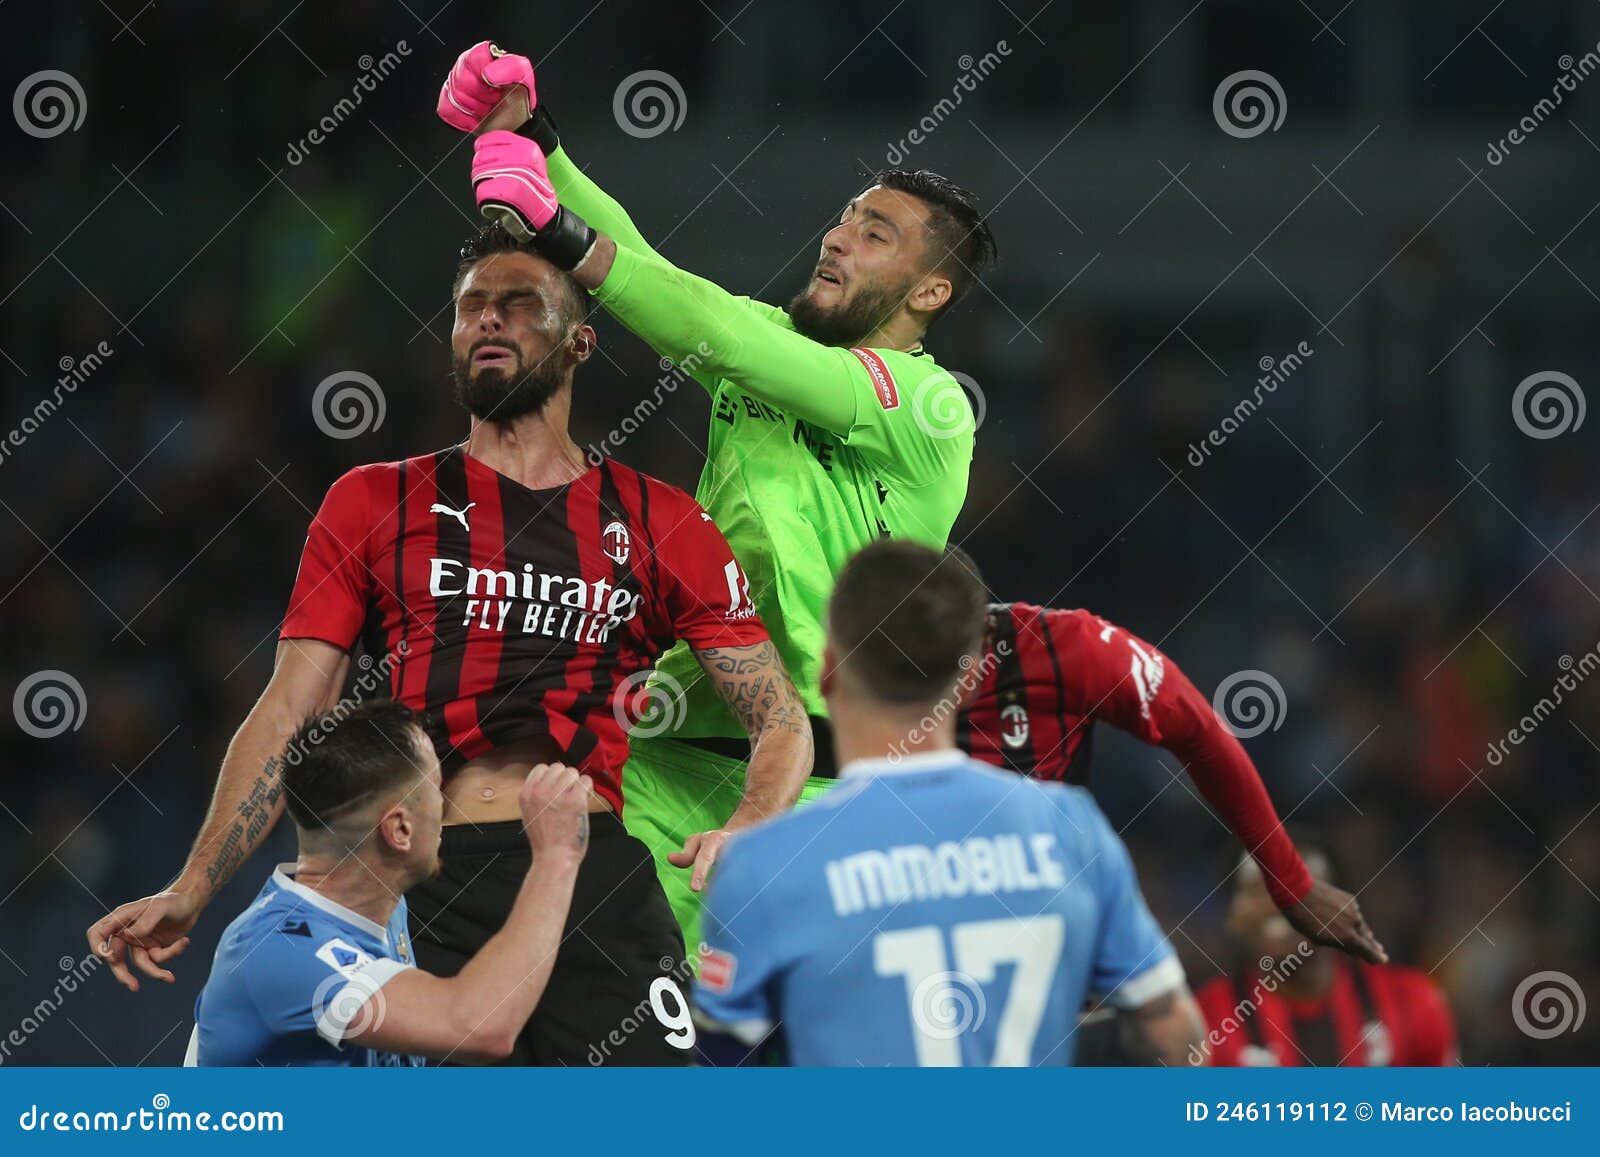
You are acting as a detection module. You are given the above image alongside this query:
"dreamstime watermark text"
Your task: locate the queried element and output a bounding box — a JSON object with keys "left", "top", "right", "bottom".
{"left": 585, "top": 953, "right": 697, "bottom": 1064}
{"left": 586, "top": 342, "right": 713, "bottom": 465}
{"left": 887, "top": 642, "right": 1009, "bottom": 763}
{"left": 1487, "top": 46, "right": 1600, "bottom": 165}
{"left": 0, "top": 340, "right": 113, "bottom": 468}
{"left": 884, "top": 42, "right": 1012, "bottom": 165}
{"left": 1187, "top": 342, "right": 1313, "bottom": 467}
{"left": 281, "top": 642, "right": 410, "bottom": 766}
{"left": 285, "top": 42, "right": 412, "bottom": 165}
{"left": 0, "top": 954, "right": 101, "bottom": 1064}
{"left": 1485, "top": 644, "right": 1600, "bottom": 766}
{"left": 17, "top": 1094, "right": 282, "bottom": 1133}
{"left": 1187, "top": 942, "right": 1312, "bottom": 1065}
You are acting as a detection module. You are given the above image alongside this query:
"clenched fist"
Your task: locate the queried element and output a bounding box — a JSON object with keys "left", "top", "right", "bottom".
{"left": 438, "top": 40, "right": 536, "bottom": 135}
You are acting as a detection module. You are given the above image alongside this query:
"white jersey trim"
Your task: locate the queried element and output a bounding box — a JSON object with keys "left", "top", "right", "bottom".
{"left": 1103, "top": 953, "right": 1186, "bottom": 1009}
{"left": 840, "top": 750, "right": 969, "bottom": 779}
{"left": 271, "top": 864, "right": 389, "bottom": 940}
{"left": 314, "top": 956, "right": 412, "bottom": 1047}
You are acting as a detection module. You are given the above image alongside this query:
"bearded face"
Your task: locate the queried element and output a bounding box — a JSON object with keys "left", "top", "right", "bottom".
{"left": 450, "top": 251, "right": 587, "bottom": 424}
{"left": 786, "top": 269, "right": 916, "bottom": 347}
{"left": 450, "top": 336, "right": 567, "bottom": 422}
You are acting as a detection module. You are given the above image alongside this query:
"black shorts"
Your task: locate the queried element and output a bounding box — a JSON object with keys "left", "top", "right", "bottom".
{"left": 406, "top": 812, "right": 693, "bottom": 1066}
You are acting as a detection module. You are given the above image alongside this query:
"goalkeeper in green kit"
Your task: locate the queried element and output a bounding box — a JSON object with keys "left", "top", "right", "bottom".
{"left": 438, "top": 42, "right": 997, "bottom": 948}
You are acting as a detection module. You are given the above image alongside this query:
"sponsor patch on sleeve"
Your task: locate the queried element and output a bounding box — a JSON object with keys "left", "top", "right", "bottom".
{"left": 1122, "top": 636, "right": 1166, "bottom": 721}
{"left": 850, "top": 348, "right": 899, "bottom": 410}
{"left": 698, "top": 945, "right": 738, "bottom": 994}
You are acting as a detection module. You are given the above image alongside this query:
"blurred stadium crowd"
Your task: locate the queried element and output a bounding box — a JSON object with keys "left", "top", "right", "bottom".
{"left": 1, "top": 1, "right": 1596, "bottom": 1063}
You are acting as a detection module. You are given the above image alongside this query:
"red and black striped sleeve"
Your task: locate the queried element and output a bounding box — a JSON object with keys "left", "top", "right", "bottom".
{"left": 280, "top": 465, "right": 378, "bottom": 651}
{"left": 647, "top": 489, "right": 770, "bottom": 651}
{"left": 1054, "top": 610, "right": 1315, "bottom": 909}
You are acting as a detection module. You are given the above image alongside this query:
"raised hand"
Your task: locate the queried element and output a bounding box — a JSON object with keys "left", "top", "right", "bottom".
{"left": 472, "top": 130, "right": 560, "bottom": 239}
{"left": 1283, "top": 879, "right": 1388, "bottom": 964}
{"left": 86, "top": 890, "right": 201, "bottom": 992}
{"left": 518, "top": 762, "right": 591, "bottom": 865}
{"left": 667, "top": 828, "right": 734, "bottom": 893}
{"left": 437, "top": 41, "right": 537, "bottom": 134}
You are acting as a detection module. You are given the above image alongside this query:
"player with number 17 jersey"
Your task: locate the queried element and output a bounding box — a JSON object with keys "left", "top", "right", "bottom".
{"left": 695, "top": 754, "right": 1185, "bottom": 1066}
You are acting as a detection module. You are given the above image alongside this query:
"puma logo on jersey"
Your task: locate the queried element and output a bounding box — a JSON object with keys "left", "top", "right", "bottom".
{"left": 430, "top": 501, "right": 475, "bottom": 531}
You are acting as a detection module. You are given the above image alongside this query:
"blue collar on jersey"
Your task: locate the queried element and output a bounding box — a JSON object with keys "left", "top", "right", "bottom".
{"left": 270, "top": 864, "right": 391, "bottom": 941}
{"left": 840, "top": 749, "right": 967, "bottom": 778}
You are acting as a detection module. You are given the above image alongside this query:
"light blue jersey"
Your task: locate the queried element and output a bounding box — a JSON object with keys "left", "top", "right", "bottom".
{"left": 186, "top": 865, "right": 423, "bottom": 1067}
{"left": 694, "top": 752, "right": 1184, "bottom": 1066}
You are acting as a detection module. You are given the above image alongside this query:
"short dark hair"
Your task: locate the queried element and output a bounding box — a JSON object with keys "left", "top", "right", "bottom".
{"left": 280, "top": 699, "right": 430, "bottom": 832}
{"left": 872, "top": 169, "right": 998, "bottom": 315}
{"left": 453, "top": 221, "right": 586, "bottom": 328}
{"left": 827, "top": 540, "right": 988, "bottom": 705}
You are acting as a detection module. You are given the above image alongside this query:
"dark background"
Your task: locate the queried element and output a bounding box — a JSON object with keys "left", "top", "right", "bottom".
{"left": 1, "top": 0, "right": 1596, "bottom": 1065}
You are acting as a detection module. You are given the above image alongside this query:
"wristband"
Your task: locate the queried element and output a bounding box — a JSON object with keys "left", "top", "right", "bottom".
{"left": 523, "top": 106, "right": 560, "bottom": 154}
{"left": 534, "top": 204, "right": 597, "bottom": 271}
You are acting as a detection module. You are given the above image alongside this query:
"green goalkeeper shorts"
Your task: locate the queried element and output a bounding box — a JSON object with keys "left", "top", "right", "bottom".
{"left": 620, "top": 734, "right": 836, "bottom": 955}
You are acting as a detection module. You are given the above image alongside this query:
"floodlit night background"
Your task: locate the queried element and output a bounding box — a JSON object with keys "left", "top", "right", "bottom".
{"left": 1, "top": 1, "right": 1596, "bottom": 1063}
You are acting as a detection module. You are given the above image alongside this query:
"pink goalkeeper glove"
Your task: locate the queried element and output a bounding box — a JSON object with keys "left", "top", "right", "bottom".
{"left": 472, "top": 130, "right": 558, "bottom": 238}
{"left": 472, "top": 130, "right": 596, "bottom": 271}
{"left": 437, "top": 40, "right": 536, "bottom": 133}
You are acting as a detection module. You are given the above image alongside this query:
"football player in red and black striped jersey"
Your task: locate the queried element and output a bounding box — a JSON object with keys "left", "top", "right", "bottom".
{"left": 959, "top": 601, "right": 1384, "bottom": 964}
{"left": 87, "top": 225, "right": 813, "bottom": 1066}
{"left": 1194, "top": 851, "right": 1457, "bottom": 1066}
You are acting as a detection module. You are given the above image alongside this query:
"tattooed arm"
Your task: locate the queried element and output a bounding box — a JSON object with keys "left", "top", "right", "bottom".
{"left": 700, "top": 640, "right": 813, "bottom": 826}
{"left": 86, "top": 638, "right": 349, "bottom": 991}
{"left": 184, "top": 637, "right": 350, "bottom": 895}
{"left": 669, "top": 640, "right": 814, "bottom": 892}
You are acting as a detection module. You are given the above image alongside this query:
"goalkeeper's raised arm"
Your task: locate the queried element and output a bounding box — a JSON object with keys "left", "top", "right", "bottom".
{"left": 470, "top": 126, "right": 995, "bottom": 475}
{"left": 437, "top": 43, "right": 997, "bottom": 478}
{"left": 438, "top": 42, "right": 669, "bottom": 266}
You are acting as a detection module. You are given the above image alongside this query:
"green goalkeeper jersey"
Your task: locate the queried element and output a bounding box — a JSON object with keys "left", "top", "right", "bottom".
{"left": 552, "top": 147, "right": 974, "bottom": 737}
